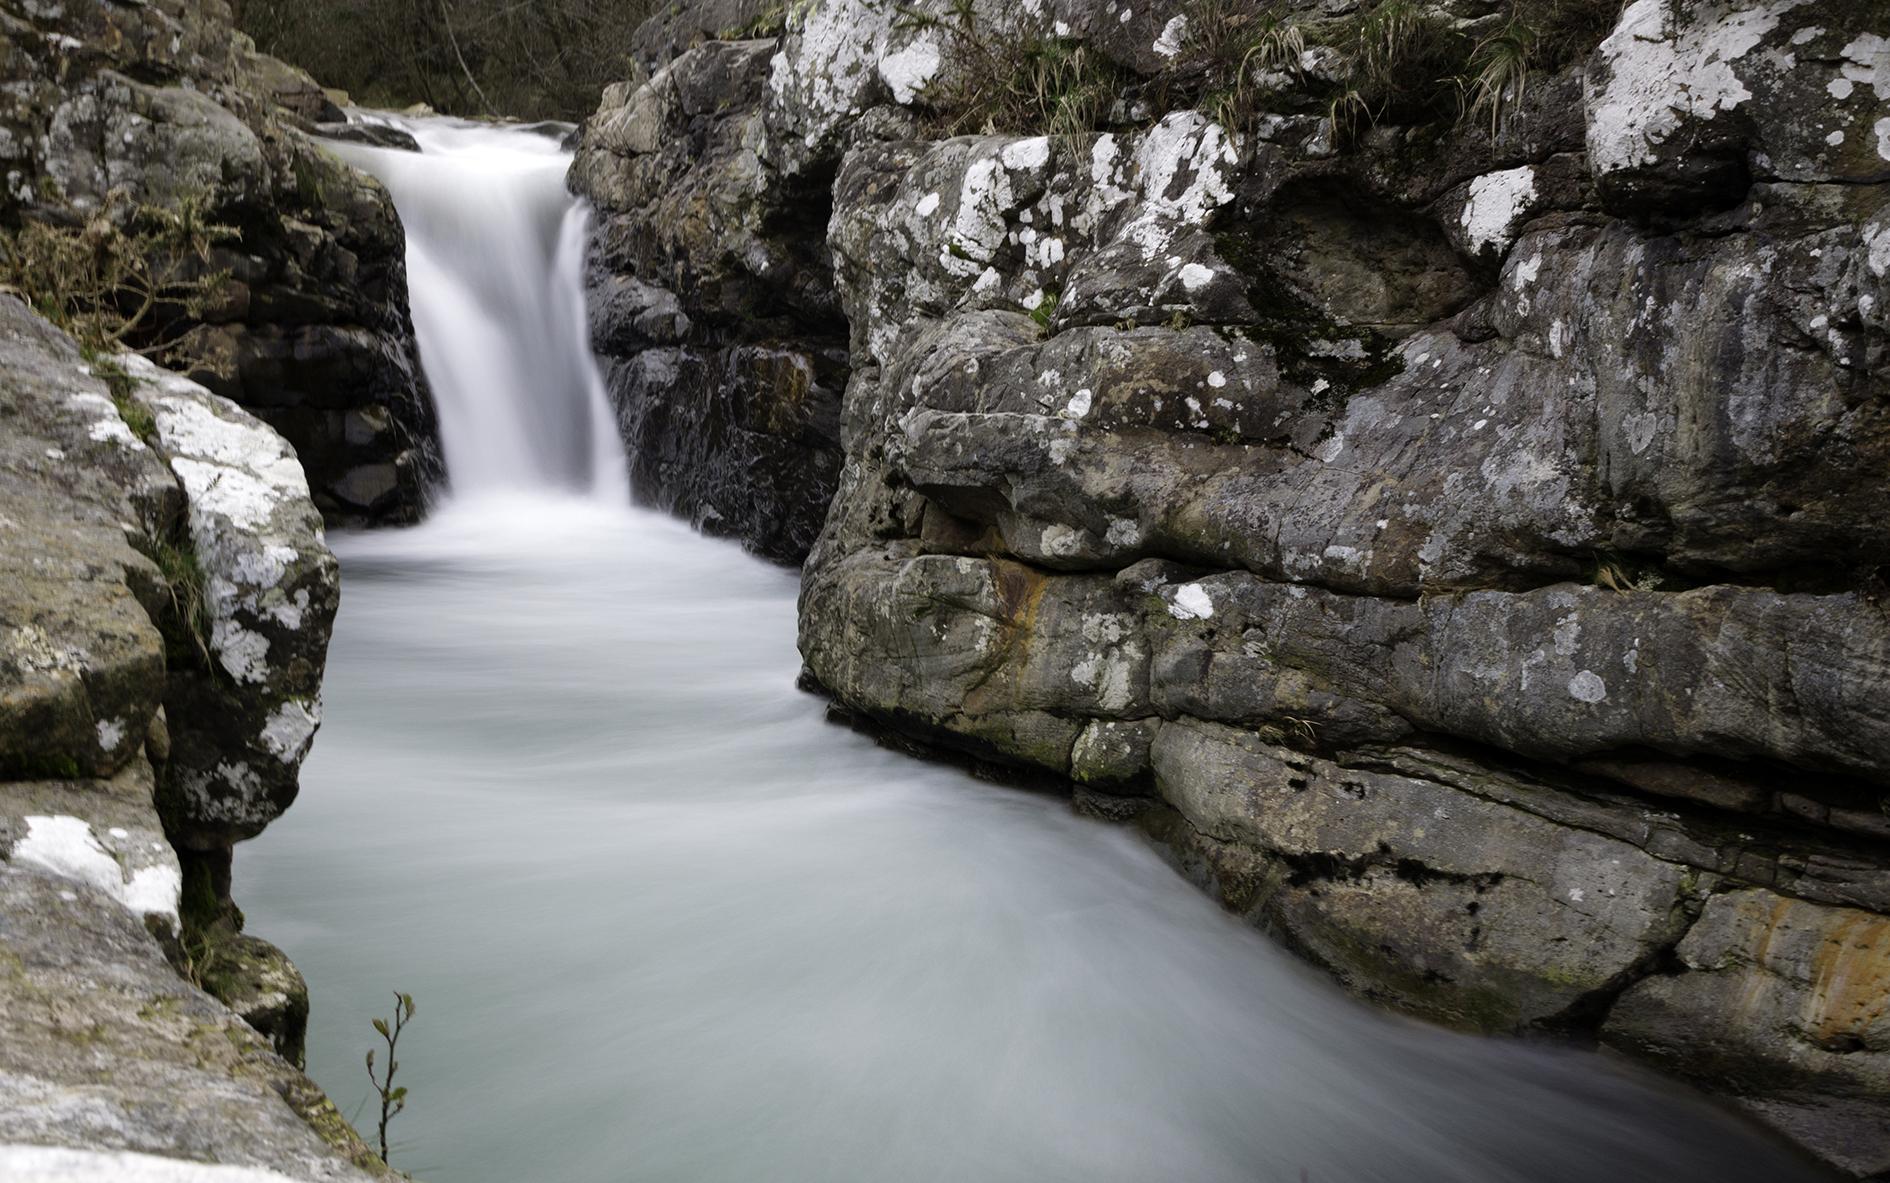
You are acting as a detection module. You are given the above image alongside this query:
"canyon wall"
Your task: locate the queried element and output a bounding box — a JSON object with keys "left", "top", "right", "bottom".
{"left": 0, "top": 2, "right": 437, "bottom": 1173}
{"left": 1, "top": 0, "right": 440, "bottom": 524}
{"left": 575, "top": 0, "right": 1890, "bottom": 1173}
{"left": 0, "top": 295, "right": 387, "bottom": 1178}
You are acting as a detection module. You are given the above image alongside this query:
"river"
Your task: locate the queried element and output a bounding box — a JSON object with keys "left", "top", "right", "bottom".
{"left": 235, "top": 117, "right": 1829, "bottom": 1183}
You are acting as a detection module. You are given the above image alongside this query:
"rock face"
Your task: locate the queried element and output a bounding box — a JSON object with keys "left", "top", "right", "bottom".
{"left": 581, "top": 0, "right": 1890, "bottom": 1172}
{"left": 119, "top": 354, "right": 339, "bottom": 853}
{"left": 0, "top": 296, "right": 370, "bottom": 1176}
{"left": 0, "top": 866, "right": 384, "bottom": 1181}
{"left": 0, "top": 0, "right": 440, "bottom": 525}
{"left": 570, "top": 38, "right": 848, "bottom": 562}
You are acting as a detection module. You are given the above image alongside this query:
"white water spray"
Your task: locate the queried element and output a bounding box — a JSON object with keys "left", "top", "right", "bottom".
{"left": 324, "top": 116, "right": 625, "bottom": 499}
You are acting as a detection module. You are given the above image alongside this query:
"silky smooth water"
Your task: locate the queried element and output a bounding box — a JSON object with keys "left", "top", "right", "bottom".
{"left": 235, "top": 120, "right": 1833, "bottom": 1183}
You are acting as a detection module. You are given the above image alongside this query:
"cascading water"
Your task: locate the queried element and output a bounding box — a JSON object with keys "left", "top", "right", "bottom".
{"left": 324, "top": 116, "right": 625, "bottom": 498}
{"left": 237, "top": 119, "right": 1834, "bottom": 1183}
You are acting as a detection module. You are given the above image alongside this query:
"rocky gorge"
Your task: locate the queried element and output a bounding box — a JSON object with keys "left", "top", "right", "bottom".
{"left": 1, "top": 0, "right": 1887, "bottom": 1177}
{"left": 569, "top": 0, "right": 1890, "bottom": 1175}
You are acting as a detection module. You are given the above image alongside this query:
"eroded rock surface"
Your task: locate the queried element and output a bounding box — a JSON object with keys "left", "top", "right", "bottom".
{"left": 119, "top": 355, "right": 338, "bottom": 851}
{"left": 0, "top": 296, "right": 364, "bottom": 1176}
{"left": 583, "top": 0, "right": 1890, "bottom": 1171}
{"left": 0, "top": 866, "right": 384, "bottom": 1181}
{"left": 0, "top": 0, "right": 440, "bottom": 524}
{"left": 571, "top": 38, "right": 847, "bottom": 562}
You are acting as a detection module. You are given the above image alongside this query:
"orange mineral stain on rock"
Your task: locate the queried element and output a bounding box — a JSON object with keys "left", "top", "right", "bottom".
{"left": 1806, "top": 911, "right": 1890, "bottom": 1050}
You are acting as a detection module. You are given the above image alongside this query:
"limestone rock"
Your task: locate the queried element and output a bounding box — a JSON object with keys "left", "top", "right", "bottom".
{"left": 117, "top": 355, "right": 338, "bottom": 851}
{"left": 571, "top": 38, "right": 847, "bottom": 562}
{"left": 1148, "top": 719, "right": 1698, "bottom": 1031}
{"left": 0, "top": 864, "right": 385, "bottom": 1180}
{"left": 1585, "top": 0, "right": 1890, "bottom": 212}
{"left": 0, "top": 759, "right": 183, "bottom": 939}
{"left": 582, "top": 0, "right": 1890, "bottom": 1167}
{"left": 0, "top": 291, "right": 367, "bottom": 1179}
{"left": 0, "top": 304, "right": 174, "bottom": 783}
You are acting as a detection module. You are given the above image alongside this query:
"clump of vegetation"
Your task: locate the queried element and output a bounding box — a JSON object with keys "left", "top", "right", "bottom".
{"left": 899, "top": 1, "right": 1132, "bottom": 138}
{"left": 1030, "top": 290, "right": 1061, "bottom": 332}
{"left": 365, "top": 992, "right": 418, "bottom": 1167}
{"left": 0, "top": 193, "right": 236, "bottom": 359}
{"left": 1592, "top": 549, "right": 1670, "bottom": 593}
{"left": 902, "top": 0, "right": 1619, "bottom": 144}
{"left": 721, "top": 1, "right": 790, "bottom": 41}
{"left": 149, "top": 534, "right": 219, "bottom": 675}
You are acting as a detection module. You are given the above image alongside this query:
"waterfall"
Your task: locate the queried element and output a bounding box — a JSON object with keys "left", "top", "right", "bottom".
{"left": 324, "top": 116, "right": 626, "bottom": 501}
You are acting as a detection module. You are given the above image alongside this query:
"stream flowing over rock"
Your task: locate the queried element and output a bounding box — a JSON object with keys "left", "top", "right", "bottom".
{"left": 573, "top": 0, "right": 1890, "bottom": 1173}
{"left": 0, "top": 0, "right": 440, "bottom": 524}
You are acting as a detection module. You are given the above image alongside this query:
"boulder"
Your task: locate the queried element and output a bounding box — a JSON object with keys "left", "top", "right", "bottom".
{"left": 575, "top": 0, "right": 1890, "bottom": 1167}
{"left": 0, "top": 864, "right": 386, "bottom": 1180}
{"left": 117, "top": 355, "right": 338, "bottom": 851}
{"left": 0, "top": 295, "right": 366, "bottom": 1174}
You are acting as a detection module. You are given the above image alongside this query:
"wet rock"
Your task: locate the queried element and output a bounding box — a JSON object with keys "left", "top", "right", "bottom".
{"left": 314, "top": 121, "right": 422, "bottom": 153}
{"left": 583, "top": 0, "right": 1890, "bottom": 1166}
{"left": 1147, "top": 719, "right": 1698, "bottom": 1032}
{"left": 572, "top": 38, "right": 847, "bottom": 563}
{"left": 205, "top": 933, "right": 313, "bottom": 1071}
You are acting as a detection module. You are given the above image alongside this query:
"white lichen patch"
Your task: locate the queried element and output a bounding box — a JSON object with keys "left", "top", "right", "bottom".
{"left": 1459, "top": 166, "right": 1537, "bottom": 255}
{"left": 1040, "top": 523, "right": 1083, "bottom": 557}
{"left": 1840, "top": 33, "right": 1890, "bottom": 100}
{"left": 1587, "top": 0, "right": 1805, "bottom": 175}
{"left": 1568, "top": 670, "right": 1609, "bottom": 703}
{"left": 11, "top": 815, "right": 180, "bottom": 927}
{"left": 1168, "top": 583, "right": 1214, "bottom": 620}
{"left": 1868, "top": 221, "right": 1890, "bottom": 278}
{"left": 1001, "top": 136, "right": 1052, "bottom": 172}
{"left": 1134, "top": 112, "right": 1240, "bottom": 225}
{"left": 259, "top": 698, "right": 321, "bottom": 763}
{"left": 95, "top": 718, "right": 127, "bottom": 752}
{"left": 878, "top": 34, "right": 941, "bottom": 105}
{"left": 943, "top": 155, "right": 1016, "bottom": 276}
{"left": 1153, "top": 15, "right": 1188, "bottom": 59}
